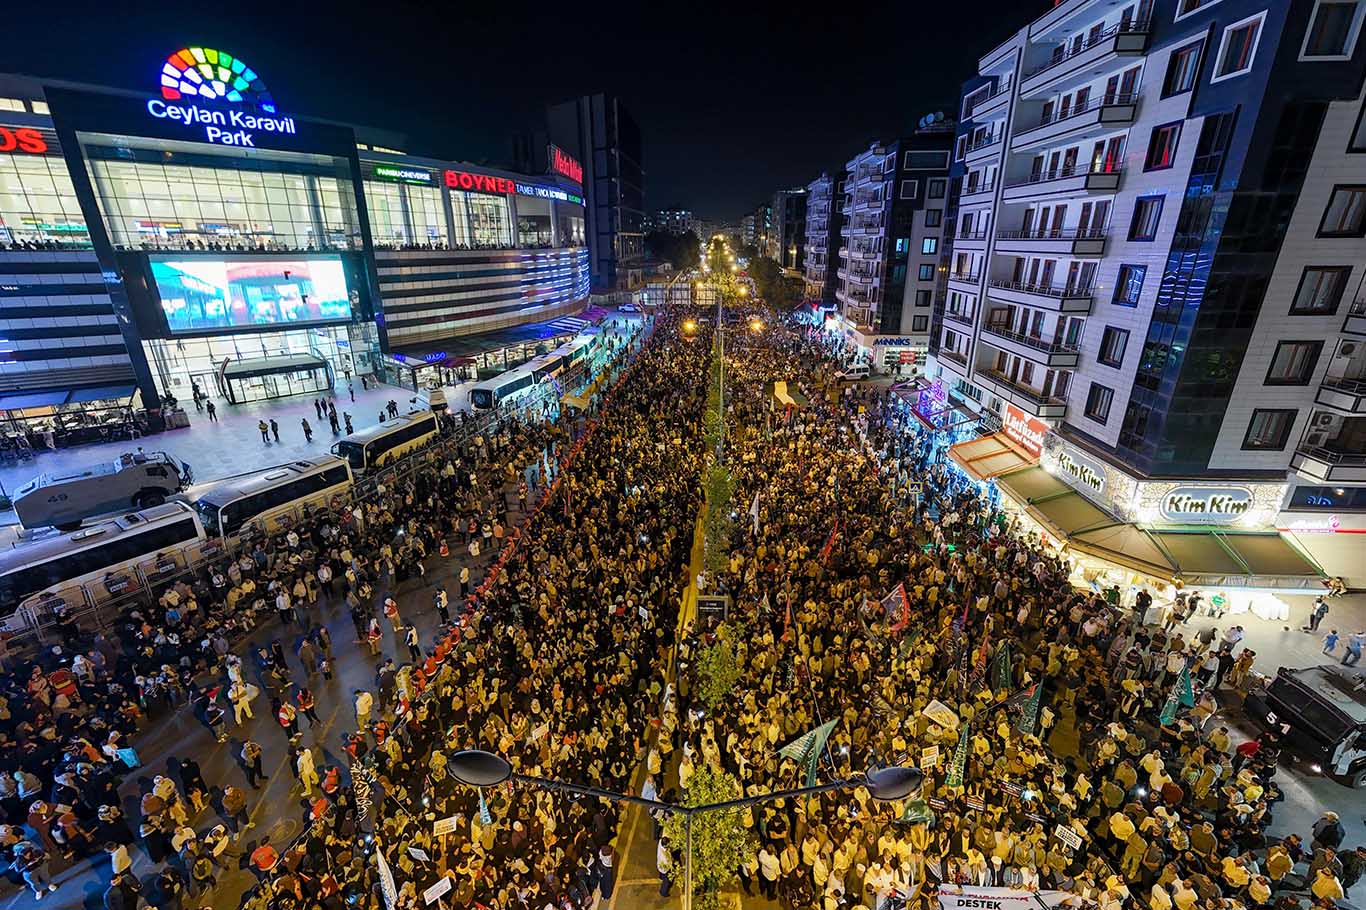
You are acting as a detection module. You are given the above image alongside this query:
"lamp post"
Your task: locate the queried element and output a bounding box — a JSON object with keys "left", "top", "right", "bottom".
{"left": 446, "top": 750, "right": 923, "bottom": 910}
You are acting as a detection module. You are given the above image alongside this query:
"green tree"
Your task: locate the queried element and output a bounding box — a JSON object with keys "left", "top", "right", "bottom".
{"left": 694, "top": 622, "right": 742, "bottom": 707}
{"left": 645, "top": 229, "right": 702, "bottom": 272}
{"left": 746, "top": 254, "right": 802, "bottom": 309}
{"left": 663, "top": 765, "right": 755, "bottom": 910}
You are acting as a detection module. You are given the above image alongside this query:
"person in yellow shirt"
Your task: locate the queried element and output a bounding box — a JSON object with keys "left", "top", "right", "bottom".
{"left": 1312, "top": 867, "right": 1346, "bottom": 902}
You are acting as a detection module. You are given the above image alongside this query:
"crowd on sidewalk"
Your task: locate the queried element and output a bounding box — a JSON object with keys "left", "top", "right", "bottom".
{"left": 656, "top": 318, "right": 1363, "bottom": 910}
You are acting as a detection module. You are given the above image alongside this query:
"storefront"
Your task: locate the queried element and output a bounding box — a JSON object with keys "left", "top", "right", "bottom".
{"left": 1277, "top": 483, "right": 1366, "bottom": 589}
{"left": 0, "top": 384, "right": 142, "bottom": 450}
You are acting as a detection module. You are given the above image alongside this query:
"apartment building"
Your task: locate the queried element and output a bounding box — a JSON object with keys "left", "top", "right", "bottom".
{"left": 834, "top": 131, "right": 953, "bottom": 375}
{"left": 650, "top": 208, "right": 695, "bottom": 236}
{"left": 930, "top": 0, "right": 1366, "bottom": 587}
{"left": 769, "top": 188, "right": 808, "bottom": 271}
{"left": 803, "top": 171, "right": 844, "bottom": 308}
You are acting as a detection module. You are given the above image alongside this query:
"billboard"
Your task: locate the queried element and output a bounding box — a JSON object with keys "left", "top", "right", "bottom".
{"left": 150, "top": 257, "right": 353, "bottom": 333}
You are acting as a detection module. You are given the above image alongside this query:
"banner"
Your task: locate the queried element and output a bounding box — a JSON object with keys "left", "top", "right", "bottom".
{"left": 944, "top": 720, "right": 970, "bottom": 789}
{"left": 377, "top": 846, "right": 398, "bottom": 910}
{"left": 882, "top": 583, "right": 910, "bottom": 634}
{"left": 1015, "top": 684, "right": 1042, "bottom": 736}
{"left": 938, "top": 885, "right": 1075, "bottom": 910}
{"left": 921, "top": 699, "right": 960, "bottom": 730}
{"left": 990, "top": 643, "right": 1012, "bottom": 692}
{"left": 778, "top": 719, "right": 837, "bottom": 787}
{"left": 749, "top": 491, "right": 761, "bottom": 533}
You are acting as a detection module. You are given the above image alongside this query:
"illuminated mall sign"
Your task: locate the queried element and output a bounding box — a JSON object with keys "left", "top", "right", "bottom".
{"left": 373, "top": 165, "right": 432, "bottom": 184}
{"left": 0, "top": 126, "right": 48, "bottom": 155}
{"left": 146, "top": 99, "right": 297, "bottom": 146}
{"left": 549, "top": 143, "right": 583, "bottom": 184}
{"left": 1002, "top": 404, "right": 1046, "bottom": 458}
{"left": 445, "top": 170, "right": 517, "bottom": 194}
{"left": 516, "top": 182, "right": 583, "bottom": 205}
{"left": 1160, "top": 486, "right": 1252, "bottom": 524}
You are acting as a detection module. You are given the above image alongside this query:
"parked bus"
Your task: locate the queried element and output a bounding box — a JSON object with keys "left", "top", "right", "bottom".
{"left": 193, "top": 457, "right": 354, "bottom": 541}
{"left": 331, "top": 410, "right": 439, "bottom": 472}
{"left": 531, "top": 334, "right": 597, "bottom": 383}
{"left": 0, "top": 502, "right": 206, "bottom": 614}
{"left": 468, "top": 368, "right": 538, "bottom": 411}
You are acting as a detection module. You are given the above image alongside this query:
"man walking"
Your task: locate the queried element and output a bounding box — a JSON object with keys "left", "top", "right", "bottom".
{"left": 239, "top": 740, "right": 266, "bottom": 789}
{"left": 269, "top": 418, "right": 280, "bottom": 443}
{"left": 1306, "top": 596, "right": 1330, "bottom": 632}
{"left": 296, "top": 746, "right": 319, "bottom": 796}
{"left": 301, "top": 418, "right": 313, "bottom": 442}
{"left": 258, "top": 420, "right": 270, "bottom": 443}
{"left": 354, "top": 689, "right": 373, "bottom": 734}
{"left": 206, "top": 400, "right": 217, "bottom": 422}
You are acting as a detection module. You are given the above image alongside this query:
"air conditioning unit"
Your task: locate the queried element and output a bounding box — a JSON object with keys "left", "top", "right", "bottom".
{"left": 1339, "top": 341, "right": 1359, "bottom": 359}
{"left": 1315, "top": 412, "right": 1337, "bottom": 427}
{"left": 1305, "top": 430, "right": 1329, "bottom": 447}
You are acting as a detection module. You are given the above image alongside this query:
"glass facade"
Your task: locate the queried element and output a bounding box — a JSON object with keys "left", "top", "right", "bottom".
{"left": 0, "top": 149, "right": 89, "bottom": 247}
{"left": 83, "top": 145, "right": 359, "bottom": 252}
{"left": 364, "top": 179, "right": 447, "bottom": 249}
{"left": 516, "top": 196, "right": 552, "bottom": 248}
{"left": 461, "top": 192, "right": 512, "bottom": 248}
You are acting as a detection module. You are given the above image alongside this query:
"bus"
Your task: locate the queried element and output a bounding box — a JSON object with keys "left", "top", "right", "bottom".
{"left": 193, "top": 457, "right": 354, "bottom": 541}
{"left": 0, "top": 502, "right": 206, "bottom": 614}
{"left": 468, "top": 367, "right": 538, "bottom": 411}
{"left": 331, "top": 410, "right": 439, "bottom": 472}
{"left": 531, "top": 335, "right": 597, "bottom": 383}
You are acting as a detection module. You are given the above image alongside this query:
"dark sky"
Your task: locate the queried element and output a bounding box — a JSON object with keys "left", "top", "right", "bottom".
{"left": 8, "top": 0, "right": 1047, "bottom": 221}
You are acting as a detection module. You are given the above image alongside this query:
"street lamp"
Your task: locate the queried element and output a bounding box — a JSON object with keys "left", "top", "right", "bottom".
{"left": 446, "top": 749, "right": 922, "bottom": 910}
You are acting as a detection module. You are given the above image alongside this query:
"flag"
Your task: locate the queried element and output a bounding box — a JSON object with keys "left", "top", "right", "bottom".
{"left": 990, "top": 643, "right": 1012, "bottom": 692}
{"left": 376, "top": 844, "right": 398, "bottom": 910}
{"left": 778, "top": 719, "right": 837, "bottom": 787}
{"left": 1176, "top": 664, "right": 1195, "bottom": 708}
{"left": 819, "top": 518, "right": 841, "bottom": 564}
{"left": 1015, "top": 684, "right": 1042, "bottom": 736}
{"left": 944, "top": 720, "right": 970, "bottom": 789}
{"left": 478, "top": 789, "right": 492, "bottom": 826}
{"left": 1159, "top": 666, "right": 1194, "bottom": 725}
{"left": 749, "top": 491, "right": 761, "bottom": 534}
{"left": 950, "top": 602, "right": 969, "bottom": 638}
{"left": 881, "top": 584, "right": 910, "bottom": 634}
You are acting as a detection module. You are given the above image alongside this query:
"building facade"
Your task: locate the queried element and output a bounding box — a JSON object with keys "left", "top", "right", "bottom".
{"left": 929, "top": 0, "right": 1366, "bottom": 586}
{"left": 546, "top": 93, "right": 645, "bottom": 292}
{"left": 802, "top": 171, "right": 844, "bottom": 308}
{"left": 649, "top": 208, "right": 694, "bottom": 236}
{"left": 769, "top": 188, "right": 808, "bottom": 272}
{"left": 832, "top": 133, "right": 953, "bottom": 376}
{"left": 0, "top": 54, "right": 590, "bottom": 436}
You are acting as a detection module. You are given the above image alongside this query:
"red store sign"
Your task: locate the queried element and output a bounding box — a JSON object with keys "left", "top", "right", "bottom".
{"left": 1002, "top": 404, "right": 1047, "bottom": 458}
{"left": 0, "top": 126, "right": 49, "bottom": 155}
{"left": 444, "top": 169, "right": 516, "bottom": 195}
{"left": 549, "top": 144, "right": 583, "bottom": 184}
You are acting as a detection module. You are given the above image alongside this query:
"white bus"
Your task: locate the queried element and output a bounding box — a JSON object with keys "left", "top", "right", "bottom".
{"left": 193, "top": 457, "right": 354, "bottom": 541}
{"left": 331, "top": 410, "right": 439, "bottom": 472}
{"left": 468, "top": 367, "right": 538, "bottom": 411}
{"left": 0, "top": 502, "right": 206, "bottom": 614}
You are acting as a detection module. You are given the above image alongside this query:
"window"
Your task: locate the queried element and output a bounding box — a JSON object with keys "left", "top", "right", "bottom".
{"left": 921, "top": 238, "right": 938, "bottom": 254}
{"left": 955, "top": 136, "right": 967, "bottom": 161}
{"left": 1212, "top": 12, "right": 1266, "bottom": 81}
{"left": 925, "top": 208, "right": 942, "bottom": 227}
{"left": 1144, "top": 122, "right": 1182, "bottom": 170}
{"left": 1128, "top": 196, "right": 1164, "bottom": 241}
{"left": 1264, "top": 340, "right": 1324, "bottom": 385}
{"left": 1113, "top": 264, "right": 1146, "bottom": 306}
{"left": 928, "top": 179, "right": 947, "bottom": 199}
{"left": 915, "top": 289, "right": 933, "bottom": 307}
{"left": 0, "top": 98, "right": 24, "bottom": 112}
{"left": 1319, "top": 186, "right": 1366, "bottom": 236}
{"left": 1162, "top": 40, "right": 1204, "bottom": 97}
{"left": 1176, "top": 0, "right": 1221, "bottom": 18}
{"left": 900, "top": 180, "right": 919, "bottom": 200}
{"left": 30, "top": 100, "right": 50, "bottom": 115}
{"left": 918, "top": 264, "right": 935, "bottom": 280}
{"left": 906, "top": 151, "right": 950, "bottom": 169}
{"left": 1085, "top": 383, "right": 1115, "bottom": 423}
{"left": 1242, "top": 409, "right": 1297, "bottom": 450}
{"left": 912, "top": 316, "right": 929, "bottom": 332}
{"left": 1098, "top": 327, "right": 1130, "bottom": 367}
{"left": 1303, "top": 1, "right": 1366, "bottom": 58}
{"left": 1290, "top": 266, "right": 1352, "bottom": 315}
{"left": 895, "top": 237, "right": 910, "bottom": 255}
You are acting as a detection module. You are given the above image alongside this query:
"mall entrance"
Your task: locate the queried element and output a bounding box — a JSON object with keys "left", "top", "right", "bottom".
{"left": 220, "top": 354, "right": 332, "bottom": 405}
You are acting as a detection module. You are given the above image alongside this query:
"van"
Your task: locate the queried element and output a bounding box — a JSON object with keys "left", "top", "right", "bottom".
{"left": 1245, "top": 664, "right": 1366, "bottom": 787}
{"left": 836, "top": 363, "right": 871, "bottom": 381}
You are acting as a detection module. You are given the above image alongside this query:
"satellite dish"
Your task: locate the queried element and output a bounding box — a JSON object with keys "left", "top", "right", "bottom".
{"left": 933, "top": 112, "right": 945, "bottom": 123}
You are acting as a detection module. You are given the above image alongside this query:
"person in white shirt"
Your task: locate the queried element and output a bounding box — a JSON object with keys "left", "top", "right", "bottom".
{"left": 758, "top": 846, "right": 781, "bottom": 900}
{"left": 657, "top": 838, "right": 673, "bottom": 897}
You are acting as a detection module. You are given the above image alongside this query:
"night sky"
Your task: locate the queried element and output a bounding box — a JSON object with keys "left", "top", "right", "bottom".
{"left": 9, "top": 0, "right": 1047, "bottom": 221}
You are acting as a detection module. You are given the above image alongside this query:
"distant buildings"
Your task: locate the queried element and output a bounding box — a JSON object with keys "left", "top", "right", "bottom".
{"left": 648, "top": 208, "right": 695, "bottom": 236}
{"left": 803, "top": 172, "right": 844, "bottom": 309}
{"left": 769, "top": 188, "right": 808, "bottom": 272}
{"left": 546, "top": 93, "right": 646, "bottom": 292}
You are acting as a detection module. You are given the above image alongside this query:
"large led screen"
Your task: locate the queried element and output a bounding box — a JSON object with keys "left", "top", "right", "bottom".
{"left": 150, "top": 257, "right": 353, "bottom": 333}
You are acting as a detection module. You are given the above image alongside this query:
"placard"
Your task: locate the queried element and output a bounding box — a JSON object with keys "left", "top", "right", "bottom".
{"left": 432, "top": 815, "right": 459, "bottom": 837}
{"left": 408, "top": 847, "right": 431, "bottom": 862}
{"left": 423, "top": 876, "right": 452, "bottom": 905}
{"left": 921, "top": 699, "right": 960, "bottom": 729}
{"left": 920, "top": 745, "right": 940, "bottom": 768}
{"left": 963, "top": 794, "right": 986, "bottom": 811}
{"left": 1053, "top": 823, "right": 1082, "bottom": 851}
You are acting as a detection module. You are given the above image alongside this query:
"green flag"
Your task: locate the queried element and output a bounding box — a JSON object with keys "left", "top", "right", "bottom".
{"left": 478, "top": 790, "right": 492, "bottom": 826}
{"left": 990, "top": 643, "right": 1012, "bottom": 692}
{"left": 1177, "top": 665, "right": 1195, "bottom": 708}
{"left": 1159, "top": 666, "right": 1195, "bottom": 725}
{"left": 901, "top": 798, "right": 936, "bottom": 826}
{"left": 778, "top": 719, "right": 837, "bottom": 787}
{"left": 1015, "top": 684, "right": 1042, "bottom": 736}
{"left": 945, "top": 720, "right": 970, "bottom": 789}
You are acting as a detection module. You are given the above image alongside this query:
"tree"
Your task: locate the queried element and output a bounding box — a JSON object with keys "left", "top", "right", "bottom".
{"left": 645, "top": 229, "right": 701, "bottom": 272}
{"left": 747, "top": 255, "right": 802, "bottom": 309}
{"left": 694, "top": 623, "right": 742, "bottom": 708}
{"left": 663, "top": 765, "right": 755, "bottom": 910}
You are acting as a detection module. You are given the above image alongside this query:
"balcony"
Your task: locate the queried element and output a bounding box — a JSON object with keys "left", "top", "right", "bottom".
{"left": 951, "top": 229, "right": 990, "bottom": 250}
{"left": 1317, "top": 378, "right": 1366, "bottom": 415}
{"left": 1293, "top": 445, "right": 1366, "bottom": 483}
{"left": 943, "top": 307, "right": 975, "bottom": 328}
{"left": 965, "top": 132, "right": 1003, "bottom": 161}
{"left": 948, "top": 270, "right": 982, "bottom": 290}
{"left": 988, "top": 278, "right": 1093, "bottom": 313}
{"left": 1011, "top": 94, "right": 1137, "bottom": 151}
{"left": 958, "top": 180, "right": 996, "bottom": 204}
{"left": 980, "top": 323, "right": 1081, "bottom": 368}
{"left": 977, "top": 370, "right": 1069, "bottom": 418}
{"left": 940, "top": 347, "right": 969, "bottom": 368}
{"left": 964, "top": 80, "right": 1011, "bottom": 119}
{"left": 1019, "top": 21, "right": 1150, "bottom": 96}
{"left": 994, "top": 227, "right": 1106, "bottom": 257}
{"left": 1344, "top": 300, "right": 1366, "bottom": 337}
{"left": 1003, "top": 165, "right": 1122, "bottom": 202}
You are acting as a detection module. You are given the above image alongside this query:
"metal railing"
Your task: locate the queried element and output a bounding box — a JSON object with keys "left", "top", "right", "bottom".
{"left": 941, "top": 348, "right": 969, "bottom": 365}
{"left": 988, "top": 278, "right": 1094, "bottom": 298}
{"left": 980, "top": 369, "right": 1069, "bottom": 407}
{"left": 1004, "top": 163, "right": 1122, "bottom": 189}
{"left": 1321, "top": 376, "right": 1366, "bottom": 395}
{"left": 966, "top": 132, "right": 1002, "bottom": 153}
{"left": 959, "top": 181, "right": 995, "bottom": 197}
{"left": 953, "top": 229, "right": 990, "bottom": 242}
{"left": 1029, "top": 92, "right": 1137, "bottom": 130}
{"left": 1023, "top": 20, "right": 1151, "bottom": 81}
{"left": 943, "top": 308, "right": 975, "bottom": 327}
{"left": 1296, "top": 444, "right": 1366, "bottom": 467}
{"left": 964, "top": 80, "right": 1011, "bottom": 116}
{"left": 981, "top": 323, "right": 1081, "bottom": 354}
{"left": 996, "top": 227, "right": 1108, "bottom": 241}
{"left": 949, "top": 270, "right": 981, "bottom": 283}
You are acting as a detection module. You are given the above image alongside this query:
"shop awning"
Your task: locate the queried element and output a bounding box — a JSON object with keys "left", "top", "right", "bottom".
{"left": 65, "top": 384, "right": 135, "bottom": 404}
{"left": 949, "top": 433, "right": 1036, "bottom": 481}
{"left": 1069, "top": 523, "right": 1179, "bottom": 580}
{"left": 1155, "top": 531, "right": 1325, "bottom": 591}
{"left": 0, "top": 390, "right": 69, "bottom": 410}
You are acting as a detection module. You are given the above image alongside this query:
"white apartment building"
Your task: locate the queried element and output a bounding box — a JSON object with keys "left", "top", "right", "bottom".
{"left": 803, "top": 172, "right": 841, "bottom": 307}
{"left": 930, "top": 0, "right": 1366, "bottom": 588}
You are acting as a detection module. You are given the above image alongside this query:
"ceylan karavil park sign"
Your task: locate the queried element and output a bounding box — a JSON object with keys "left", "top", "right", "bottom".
{"left": 146, "top": 99, "right": 297, "bottom": 147}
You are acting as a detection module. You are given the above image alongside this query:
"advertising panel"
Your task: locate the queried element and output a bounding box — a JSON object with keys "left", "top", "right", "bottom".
{"left": 150, "top": 256, "right": 353, "bottom": 333}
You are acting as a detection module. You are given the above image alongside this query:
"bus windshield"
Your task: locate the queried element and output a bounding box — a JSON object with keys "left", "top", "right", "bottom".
{"left": 470, "top": 388, "right": 493, "bottom": 409}
{"left": 333, "top": 441, "right": 366, "bottom": 470}
{"left": 194, "top": 500, "right": 222, "bottom": 536}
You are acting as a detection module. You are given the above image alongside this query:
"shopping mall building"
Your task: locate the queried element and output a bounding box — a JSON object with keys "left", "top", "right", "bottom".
{"left": 0, "top": 48, "right": 591, "bottom": 443}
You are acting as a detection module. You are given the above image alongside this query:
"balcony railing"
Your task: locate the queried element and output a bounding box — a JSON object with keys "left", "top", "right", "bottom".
{"left": 1296, "top": 444, "right": 1366, "bottom": 469}
{"left": 959, "top": 180, "right": 995, "bottom": 197}
{"left": 989, "top": 278, "right": 1093, "bottom": 298}
{"left": 1023, "top": 20, "right": 1150, "bottom": 82}
{"left": 949, "top": 270, "right": 982, "bottom": 283}
{"left": 1350, "top": 299, "right": 1366, "bottom": 317}
{"left": 944, "top": 308, "right": 975, "bottom": 327}
{"left": 1030, "top": 92, "right": 1137, "bottom": 130}
{"left": 981, "top": 370, "right": 1069, "bottom": 407}
{"left": 1004, "top": 164, "right": 1122, "bottom": 190}
{"left": 953, "top": 230, "right": 990, "bottom": 242}
{"left": 941, "top": 348, "right": 969, "bottom": 366}
{"left": 1322, "top": 377, "right": 1366, "bottom": 395}
{"left": 996, "top": 227, "right": 1107, "bottom": 241}
{"left": 982, "top": 323, "right": 1080, "bottom": 354}
{"left": 964, "top": 80, "right": 1012, "bottom": 116}
{"left": 966, "top": 132, "right": 1002, "bottom": 153}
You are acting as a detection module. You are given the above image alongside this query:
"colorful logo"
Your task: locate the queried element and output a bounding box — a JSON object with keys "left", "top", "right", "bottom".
{"left": 159, "top": 47, "right": 275, "bottom": 112}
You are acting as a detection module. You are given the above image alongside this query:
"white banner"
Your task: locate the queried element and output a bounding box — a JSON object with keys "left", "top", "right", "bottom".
{"left": 938, "top": 885, "right": 1077, "bottom": 910}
